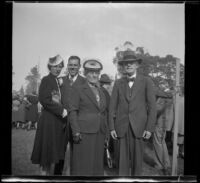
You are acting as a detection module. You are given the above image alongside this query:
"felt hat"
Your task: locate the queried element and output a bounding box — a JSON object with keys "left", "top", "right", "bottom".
{"left": 99, "top": 74, "right": 112, "bottom": 84}
{"left": 118, "top": 50, "right": 142, "bottom": 65}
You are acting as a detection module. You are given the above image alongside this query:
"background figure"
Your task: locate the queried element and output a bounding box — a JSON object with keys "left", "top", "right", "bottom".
{"left": 25, "top": 92, "right": 39, "bottom": 130}
{"left": 109, "top": 50, "right": 156, "bottom": 176}
{"left": 153, "top": 89, "right": 172, "bottom": 175}
{"left": 31, "top": 55, "right": 68, "bottom": 175}
{"left": 12, "top": 98, "right": 21, "bottom": 128}
{"left": 172, "top": 91, "right": 184, "bottom": 158}
{"left": 99, "top": 74, "right": 117, "bottom": 169}
{"left": 54, "top": 55, "right": 86, "bottom": 175}
{"left": 164, "top": 88, "right": 184, "bottom": 159}
{"left": 69, "top": 59, "right": 108, "bottom": 176}
{"left": 17, "top": 97, "right": 27, "bottom": 129}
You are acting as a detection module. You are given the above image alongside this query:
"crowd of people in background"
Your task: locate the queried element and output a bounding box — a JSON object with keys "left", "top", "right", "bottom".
{"left": 12, "top": 50, "right": 184, "bottom": 176}
{"left": 12, "top": 92, "right": 40, "bottom": 130}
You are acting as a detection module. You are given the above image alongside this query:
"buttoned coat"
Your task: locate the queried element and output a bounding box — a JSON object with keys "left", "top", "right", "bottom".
{"left": 69, "top": 82, "right": 108, "bottom": 135}
{"left": 109, "top": 74, "right": 156, "bottom": 138}
{"left": 31, "top": 73, "right": 67, "bottom": 166}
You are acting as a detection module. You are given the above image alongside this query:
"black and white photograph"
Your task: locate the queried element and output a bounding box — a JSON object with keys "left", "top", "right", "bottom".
{"left": 8, "top": 1, "right": 190, "bottom": 181}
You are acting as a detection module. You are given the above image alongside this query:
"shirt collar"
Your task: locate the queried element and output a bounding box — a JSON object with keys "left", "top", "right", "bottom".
{"left": 69, "top": 74, "right": 79, "bottom": 82}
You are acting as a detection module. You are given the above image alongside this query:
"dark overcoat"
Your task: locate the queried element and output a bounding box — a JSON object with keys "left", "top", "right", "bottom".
{"left": 31, "top": 73, "right": 68, "bottom": 167}
{"left": 109, "top": 74, "right": 156, "bottom": 138}
{"left": 69, "top": 82, "right": 108, "bottom": 135}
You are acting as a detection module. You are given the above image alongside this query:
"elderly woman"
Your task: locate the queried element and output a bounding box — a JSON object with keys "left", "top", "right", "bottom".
{"left": 69, "top": 59, "right": 108, "bottom": 176}
{"left": 31, "top": 55, "right": 68, "bottom": 175}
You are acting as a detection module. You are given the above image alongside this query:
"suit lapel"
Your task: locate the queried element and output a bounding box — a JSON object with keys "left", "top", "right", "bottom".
{"left": 83, "top": 83, "right": 100, "bottom": 109}
{"left": 119, "top": 78, "right": 130, "bottom": 103}
{"left": 73, "top": 75, "right": 81, "bottom": 86}
{"left": 99, "top": 87, "right": 106, "bottom": 111}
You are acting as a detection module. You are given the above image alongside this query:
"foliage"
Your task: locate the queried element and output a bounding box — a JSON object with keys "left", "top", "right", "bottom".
{"left": 25, "top": 65, "right": 41, "bottom": 95}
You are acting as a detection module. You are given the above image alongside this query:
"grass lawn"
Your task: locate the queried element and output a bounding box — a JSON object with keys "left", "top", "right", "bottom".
{"left": 12, "top": 128, "right": 183, "bottom": 176}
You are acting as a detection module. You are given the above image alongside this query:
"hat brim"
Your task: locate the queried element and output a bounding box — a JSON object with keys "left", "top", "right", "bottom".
{"left": 100, "top": 79, "right": 112, "bottom": 84}
{"left": 118, "top": 58, "right": 142, "bottom": 65}
{"left": 84, "top": 68, "right": 102, "bottom": 71}
{"left": 48, "top": 59, "right": 64, "bottom": 66}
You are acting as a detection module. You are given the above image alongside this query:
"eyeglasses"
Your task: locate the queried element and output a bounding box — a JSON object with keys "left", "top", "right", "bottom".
{"left": 120, "top": 61, "right": 137, "bottom": 66}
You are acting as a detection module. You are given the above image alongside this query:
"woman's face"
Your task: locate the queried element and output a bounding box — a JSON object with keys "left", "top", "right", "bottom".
{"left": 50, "top": 63, "right": 63, "bottom": 76}
{"left": 86, "top": 70, "right": 100, "bottom": 84}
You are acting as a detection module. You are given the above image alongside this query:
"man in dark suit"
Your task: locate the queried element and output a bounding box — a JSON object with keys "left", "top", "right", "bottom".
{"left": 109, "top": 50, "right": 156, "bottom": 176}
{"left": 54, "top": 55, "right": 85, "bottom": 175}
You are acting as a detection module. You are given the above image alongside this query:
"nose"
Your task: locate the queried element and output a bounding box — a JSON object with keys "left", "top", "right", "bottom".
{"left": 90, "top": 72, "right": 98, "bottom": 78}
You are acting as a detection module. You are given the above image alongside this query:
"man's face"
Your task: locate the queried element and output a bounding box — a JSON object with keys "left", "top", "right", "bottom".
{"left": 50, "top": 63, "right": 63, "bottom": 77}
{"left": 67, "top": 59, "right": 80, "bottom": 77}
{"left": 123, "top": 61, "right": 139, "bottom": 76}
{"left": 86, "top": 70, "right": 100, "bottom": 84}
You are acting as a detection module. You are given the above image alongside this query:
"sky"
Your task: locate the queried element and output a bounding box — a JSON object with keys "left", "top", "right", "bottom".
{"left": 12, "top": 3, "right": 184, "bottom": 91}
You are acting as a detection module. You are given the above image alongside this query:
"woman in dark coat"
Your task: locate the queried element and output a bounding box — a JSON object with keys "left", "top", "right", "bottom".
{"left": 69, "top": 59, "right": 108, "bottom": 176}
{"left": 31, "top": 55, "right": 68, "bottom": 175}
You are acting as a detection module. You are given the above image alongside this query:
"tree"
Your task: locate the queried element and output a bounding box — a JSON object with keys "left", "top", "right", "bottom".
{"left": 19, "top": 85, "right": 25, "bottom": 98}
{"left": 25, "top": 65, "right": 41, "bottom": 95}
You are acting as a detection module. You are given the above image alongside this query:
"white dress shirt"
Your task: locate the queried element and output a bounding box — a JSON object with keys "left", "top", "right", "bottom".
{"left": 128, "top": 72, "right": 137, "bottom": 88}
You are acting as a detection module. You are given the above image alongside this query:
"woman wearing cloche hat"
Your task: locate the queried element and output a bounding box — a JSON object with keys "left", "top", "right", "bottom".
{"left": 69, "top": 58, "right": 109, "bottom": 175}
{"left": 31, "top": 54, "right": 69, "bottom": 175}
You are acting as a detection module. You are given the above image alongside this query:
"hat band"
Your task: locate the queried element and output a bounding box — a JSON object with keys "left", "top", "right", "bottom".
{"left": 85, "top": 68, "right": 102, "bottom": 71}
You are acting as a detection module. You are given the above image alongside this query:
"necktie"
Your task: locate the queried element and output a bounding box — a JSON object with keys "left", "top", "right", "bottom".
{"left": 127, "top": 77, "right": 135, "bottom": 82}
{"left": 69, "top": 77, "right": 73, "bottom": 86}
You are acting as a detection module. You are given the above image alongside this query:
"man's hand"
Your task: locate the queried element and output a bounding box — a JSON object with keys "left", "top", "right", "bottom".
{"left": 110, "top": 130, "right": 118, "bottom": 140}
{"left": 142, "top": 130, "right": 152, "bottom": 140}
{"left": 73, "top": 133, "right": 82, "bottom": 144}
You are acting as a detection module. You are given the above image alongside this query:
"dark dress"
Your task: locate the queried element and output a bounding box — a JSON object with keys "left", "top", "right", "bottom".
{"left": 31, "top": 73, "right": 68, "bottom": 167}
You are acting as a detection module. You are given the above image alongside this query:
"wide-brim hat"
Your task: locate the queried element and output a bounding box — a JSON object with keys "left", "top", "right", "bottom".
{"left": 155, "top": 88, "right": 173, "bottom": 98}
{"left": 83, "top": 58, "right": 103, "bottom": 71}
{"left": 118, "top": 50, "right": 142, "bottom": 65}
{"left": 100, "top": 74, "right": 112, "bottom": 84}
{"left": 48, "top": 54, "right": 64, "bottom": 67}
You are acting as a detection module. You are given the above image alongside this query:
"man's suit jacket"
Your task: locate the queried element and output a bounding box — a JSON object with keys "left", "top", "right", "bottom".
{"left": 61, "top": 74, "right": 86, "bottom": 109}
{"left": 109, "top": 74, "right": 156, "bottom": 138}
{"left": 60, "top": 74, "right": 86, "bottom": 142}
{"left": 69, "top": 82, "right": 108, "bottom": 136}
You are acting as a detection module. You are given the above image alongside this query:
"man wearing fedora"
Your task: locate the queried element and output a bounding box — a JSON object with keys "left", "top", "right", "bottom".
{"left": 109, "top": 50, "right": 156, "bottom": 175}
{"left": 54, "top": 55, "right": 86, "bottom": 175}
{"left": 68, "top": 59, "right": 108, "bottom": 175}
